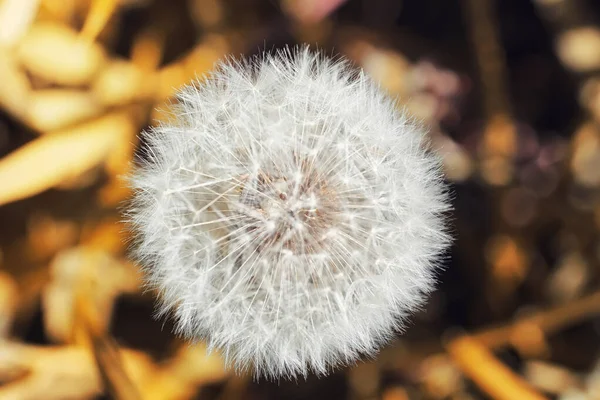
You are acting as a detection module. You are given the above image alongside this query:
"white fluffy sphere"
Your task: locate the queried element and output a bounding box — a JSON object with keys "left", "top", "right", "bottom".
{"left": 128, "top": 47, "right": 451, "bottom": 379}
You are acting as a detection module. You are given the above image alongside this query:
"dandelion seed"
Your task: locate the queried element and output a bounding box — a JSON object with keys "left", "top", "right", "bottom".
{"left": 126, "top": 46, "right": 452, "bottom": 379}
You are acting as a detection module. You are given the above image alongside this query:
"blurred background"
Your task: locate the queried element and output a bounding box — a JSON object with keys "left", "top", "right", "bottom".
{"left": 0, "top": 0, "right": 599, "bottom": 398}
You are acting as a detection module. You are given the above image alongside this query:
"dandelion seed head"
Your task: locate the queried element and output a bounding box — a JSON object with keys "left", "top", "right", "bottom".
{"left": 127, "top": 46, "right": 452, "bottom": 379}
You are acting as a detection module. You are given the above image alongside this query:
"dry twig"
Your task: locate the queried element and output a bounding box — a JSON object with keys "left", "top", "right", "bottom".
{"left": 446, "top": 336, "right": 547, "bottom": 400}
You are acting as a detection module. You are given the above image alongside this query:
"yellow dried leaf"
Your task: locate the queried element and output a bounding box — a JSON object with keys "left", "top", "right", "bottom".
{"left": 0, "top": 0, "right": 41, "bottom": 46}
{"left": 571, "top": 122, "right": 600, "bottom": 187}
{"left": 0, "top": 341, "right": 158, "bottom": 400}
{"left": 169, "top": 343, "right": 228, "bottom": 386}
{"left": 43, "top": 246, "right": 140, "bottom": 343}
{"left": 17, "top": 21, "right": 106, "bottom": 86}
{"left": 39, "top": 0, "right": 79, "bottom": 23}
{"left": 27, "top": 213, "right": 78, "bottom": 261}
{"left": 361, "top": 48, "right": 410, "bottom": 95}
{"left": 0, "top": 112, "right": 135, "bottom": 206}
{"left": 0, "top": 47, "right": 30, "bottom": 119}
{"left": 130, "top": 28, "right": 164, "bottom": 71}
{"left": 420, "top": 354, "right": 463, "bottom": 399}
{"left": 485, "top": 235, "right": 528, "bottom": 285}
{"left": 524, "top": 361, "right": 581, "bottom": 395}
{"left": 157, "top": 64, "right": 188, "bottom": 100}
{"left": 0, "top": 271, "right": 18, "bottom": 338}
{"left": 27, "top": 89, "right": 103, "bottom": 131}
{"left": 157, "top": 35, "right": 228, "bottom": 100}
{"left": 92, "top": 60, "right": 156, "bottom": 106}
{"left": 382, "top": 387, "right": 410, "bottom": 400}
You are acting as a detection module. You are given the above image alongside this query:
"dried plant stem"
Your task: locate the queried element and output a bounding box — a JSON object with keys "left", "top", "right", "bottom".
{"left": 463, "top": 0, "right": 516, "bottom": 186}
{"left": 446, "top": 336, "right": 547, "bottom": 400}
{"left": 463, "top": 0, "right": 512, "bottom": 120}
{"left": 80, "top": 0, "right": 120, "bottom": 42}
{"left": 75, "top": 262, "right": 142, "bottom": 400}
{"left": 472, "top": 290, "right": 600, "bottom": 349}
{"left": 131, "top": 27, "right": 165, "bottom": 71}
{"left": 88, "top": 331, "right": 143, "bottom": 400}
{"left": 437, "top": 291, "right": 600, "bottom": 399}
